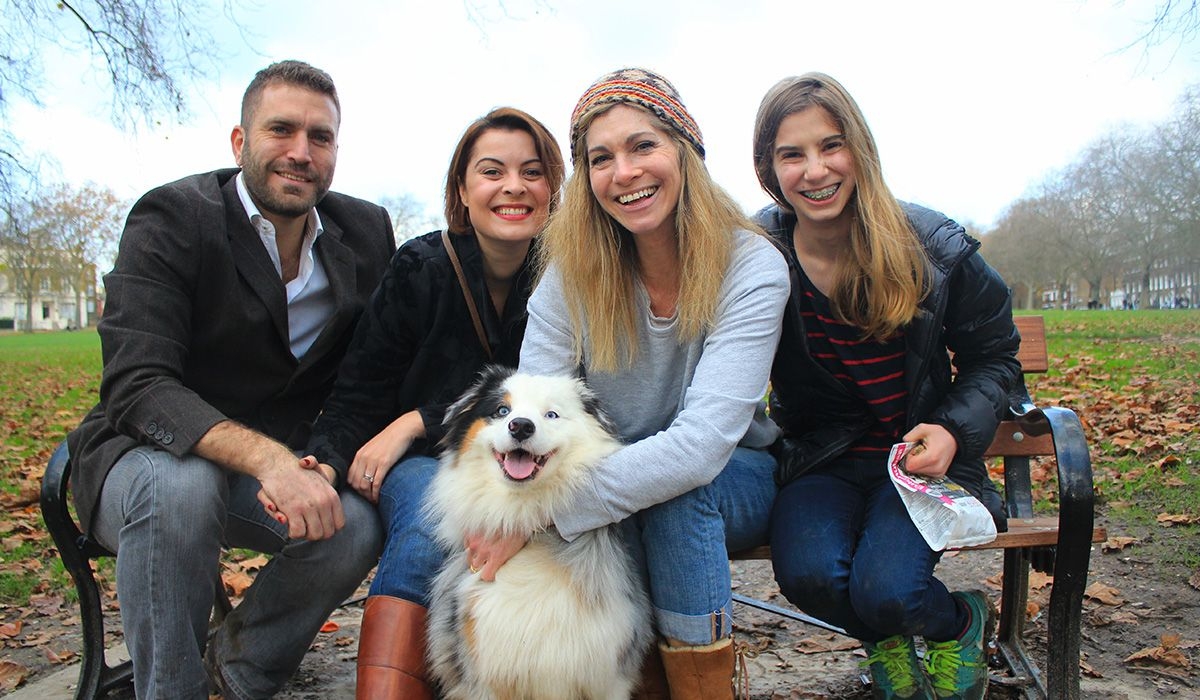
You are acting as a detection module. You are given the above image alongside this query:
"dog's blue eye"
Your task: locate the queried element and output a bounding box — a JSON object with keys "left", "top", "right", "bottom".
{"left": 545, "top": 411, "right": 559, "bottom": 419}
{"left": 495, "top": 406, "right": 510, "bottom": 417}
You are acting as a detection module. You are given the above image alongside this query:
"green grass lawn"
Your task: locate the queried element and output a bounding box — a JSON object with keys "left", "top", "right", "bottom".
{"left": 1020, "top": 309, "right": 1200, "bottom": 571}
{"left": 0, "top": 330, "right": 102, "bottom": 603}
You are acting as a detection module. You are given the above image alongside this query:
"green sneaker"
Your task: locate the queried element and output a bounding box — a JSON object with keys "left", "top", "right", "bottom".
{"left": 861, "top": 635, "right": 934, "bottom": 699}
{"left": 924, "top": 590, "right": 995, "bottom": 699}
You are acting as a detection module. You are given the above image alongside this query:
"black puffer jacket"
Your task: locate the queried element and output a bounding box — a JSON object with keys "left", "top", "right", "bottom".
{"left": 305, "top": 230, "right": 534, "bottom": 483}
{"left": 757, "top": 202, "right": 1020, "bottom": 515}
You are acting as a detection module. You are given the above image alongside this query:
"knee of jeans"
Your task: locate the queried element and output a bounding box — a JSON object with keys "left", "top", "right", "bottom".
{"left": 773, "top": 543, "right": 849, "bottom": 597}
{"left": 638, "top": 485, "right": 718, "bottom": 533}
{"left": 774, "top": 564, "right": 848, "bottom": 612}
{"left": 338, "top": 493, "right": 385, "bottom": 564}
{"left": 852, "top": 584, "right": 926, "bottom": 634}
{"left": 377, "top": 458, "right": 437, "bottom": 520}
{"left": 130, "top": 452, "right": 225, "bottom": 520}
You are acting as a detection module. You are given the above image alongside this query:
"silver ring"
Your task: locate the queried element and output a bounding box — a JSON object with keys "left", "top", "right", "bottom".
{"left": 363, "top": 474, "right": 374, "bottom": 483}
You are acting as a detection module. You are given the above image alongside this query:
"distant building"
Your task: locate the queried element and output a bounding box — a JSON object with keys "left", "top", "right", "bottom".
{"left": 0, "top": 250, "right": 102, "bottom": 330}
{"left": 1109, "top": 257, "right": 1197, "bottom": 310}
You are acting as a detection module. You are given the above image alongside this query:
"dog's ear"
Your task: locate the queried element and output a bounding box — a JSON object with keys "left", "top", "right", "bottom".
{"left": 440, "top": 365, "right": 517, "bottom": 452}
{"left": 576, "top": 378, "right": 620, "bottom": 438}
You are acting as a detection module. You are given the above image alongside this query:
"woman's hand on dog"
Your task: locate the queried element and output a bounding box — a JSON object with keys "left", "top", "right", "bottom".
{"left": 466, "top": 531, "right": 530, "bottom": 582}
{"left": 349, "top": 410, "right": 426, "bottom": 502}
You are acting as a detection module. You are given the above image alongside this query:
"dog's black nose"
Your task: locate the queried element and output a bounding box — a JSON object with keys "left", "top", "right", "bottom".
{"left": 508, "top": 417, "right": 535, "bottom": 441}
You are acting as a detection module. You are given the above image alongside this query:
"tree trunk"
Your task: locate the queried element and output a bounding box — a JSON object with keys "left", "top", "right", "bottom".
{"left": 75, "top": 269, "right": 88, "bottom": 328}
{"left": 23, "top": 290, "right": 35, "bottom": 333}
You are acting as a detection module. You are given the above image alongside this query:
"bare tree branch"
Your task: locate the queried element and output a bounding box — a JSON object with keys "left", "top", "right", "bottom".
{"left": 0, "top": 0, "right": 240, "bottom": 200}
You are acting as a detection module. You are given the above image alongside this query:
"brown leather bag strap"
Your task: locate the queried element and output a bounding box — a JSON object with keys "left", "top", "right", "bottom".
{"left": 442, "top": 230, "right": 492, "bottom": 360}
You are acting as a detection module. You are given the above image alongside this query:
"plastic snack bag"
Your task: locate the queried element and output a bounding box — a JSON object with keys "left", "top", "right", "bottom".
{"left": 887, "top": 442, "right": 998, "bottom": 551}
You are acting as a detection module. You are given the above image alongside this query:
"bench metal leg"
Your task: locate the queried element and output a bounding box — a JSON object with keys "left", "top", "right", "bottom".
{"left": 993, "top": 547, "right": 1045, "bottom": 699}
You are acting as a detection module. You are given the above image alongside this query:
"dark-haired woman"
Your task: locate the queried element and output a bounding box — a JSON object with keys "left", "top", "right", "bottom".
{"left": 304, "top": 107, "right": 565, "bottom": 699}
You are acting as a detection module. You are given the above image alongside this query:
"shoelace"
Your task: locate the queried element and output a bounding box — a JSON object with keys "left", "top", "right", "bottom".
{"left": 924, "top": 640, "right": 982, "bottom": 693}
{"left": 861, "top": 640, "right": 920, "bottom": 694}
{"left": 733, "top": 637, "right": 768, "bottom": 700}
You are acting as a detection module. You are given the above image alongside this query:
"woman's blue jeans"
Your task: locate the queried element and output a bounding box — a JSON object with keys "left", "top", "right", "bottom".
{"left": 370, "top": 447, "right": 778, "bottom": 647}
{"left": 629, "top": 446, "right": 777, "bottom": 645}
{"left": 369, "top": 455, "right": 445, "bottom": 603}
{"left": 770, "top": 457, "right": 965, "bottom": 643}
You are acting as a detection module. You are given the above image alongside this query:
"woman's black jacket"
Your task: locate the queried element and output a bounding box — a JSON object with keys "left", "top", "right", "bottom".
{"left": 305, "top": 230, "right": 533, "bottom": 483}
{"left": 757, "top": 202, "right": 1021, "bottom": 520}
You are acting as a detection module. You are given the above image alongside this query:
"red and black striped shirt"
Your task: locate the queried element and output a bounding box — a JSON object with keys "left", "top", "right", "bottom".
{"left": 796, "top": 270, "right": 907, "bottom": 458}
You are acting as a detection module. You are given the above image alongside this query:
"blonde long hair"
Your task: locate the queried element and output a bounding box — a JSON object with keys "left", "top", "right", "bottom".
{"left": 538, "top": 105, "right": 754, "bottom": 372}
{"left": 753, "top": 72, "right": 927, "bottom": 341}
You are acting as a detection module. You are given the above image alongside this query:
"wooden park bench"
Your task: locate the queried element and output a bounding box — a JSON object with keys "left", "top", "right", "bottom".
{"left": 729, "top": 315, "right": 1106, "bottom": 700}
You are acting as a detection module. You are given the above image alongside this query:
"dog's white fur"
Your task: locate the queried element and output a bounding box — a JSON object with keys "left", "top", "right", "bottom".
{"left": 425, "top": 368, "right": 652, "bottom": 700}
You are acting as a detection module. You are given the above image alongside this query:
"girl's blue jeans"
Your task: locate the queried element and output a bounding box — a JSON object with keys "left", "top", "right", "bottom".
{"left": 770, "top": 457, "right": 966, "bottom": 643}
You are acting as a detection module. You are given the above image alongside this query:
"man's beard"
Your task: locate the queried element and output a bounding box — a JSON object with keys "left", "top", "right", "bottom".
{"left": 240, "top": 146, "right": 333, "bottom": 218}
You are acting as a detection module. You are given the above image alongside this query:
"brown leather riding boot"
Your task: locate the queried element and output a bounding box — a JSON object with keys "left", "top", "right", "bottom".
{"left": 658, "top": 637, "right": 736, "bottom": 700}
{"left": 633, "top": 643, "right": 670, "bottom": 699}
{"left": 355, "top": 595, "right": 433, "bottom": 700}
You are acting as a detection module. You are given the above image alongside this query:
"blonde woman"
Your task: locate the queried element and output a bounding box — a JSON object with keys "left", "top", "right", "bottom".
{"left": 473, "top": 68, "right": 789, "bottom": 697}
{"left": 753, "top": 72, "right": 1020, "bottom": 700}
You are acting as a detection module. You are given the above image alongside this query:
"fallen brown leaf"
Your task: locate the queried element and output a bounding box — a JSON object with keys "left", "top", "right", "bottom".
{"left": 0, "top": 660, "right": 28, "bottom": 692}
{"left": 334, "top": 635, "right": 355, "bottom": 647}
{"left": 1029, "top": 571, "right": 1053, "bottom": 590}
{"left": 1087, "top": 606, "right": 1139, "bottom": 627}
{"left": 0, "top": 621, "right": 22, "bottom": 638}
{"left": 239, "top": 555, "right": 270, "bottom": 571}
{"left": 1085, "top": 582, "right": 1124, "bottom": 606}
{"left": 1102, "top": 536, "right": 1138, "bottom": 552}
{"left": 795, "top": 633, "right": 861, "bottom": 654}
{"left": 44, "top": 647, "right": 77, "bottom": 664}
{"left": 1152, "top": 455, "right": 1182, "bottom": 470}
{"left": 1080, "top": 658, "right": 1103, "bottom": 678}
{"left": 28, "top": 594, "right": 63, "bottom": 616}
{"left": 222, "top": 570, "right": 255, "bottom": 598}
{"left": 1124, "top": 644, "right": 1190, "bottom": 668}
{"left": 1157, "top": 513, "right": 1196, "bottom": 527}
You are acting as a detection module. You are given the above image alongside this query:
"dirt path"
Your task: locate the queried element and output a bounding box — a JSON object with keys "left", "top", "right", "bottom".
{"left": 5, "top": 519, "right": 1198, "bottom": 698}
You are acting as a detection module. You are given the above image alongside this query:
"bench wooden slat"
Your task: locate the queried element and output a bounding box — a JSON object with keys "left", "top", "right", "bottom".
{"left": 984, "top": 422, "right": 1055, "bottom": 457}
{"left": 730, "top": 518, "right": 1106, "bottom": 561}
{"left": 1012, "top": 315, "right": 1048, "bottom": 374}
{"left": 957, "top": 518, "right": 1107, "bottom": 550}
{"left": 951, "top": 316, "right": 1048, "bottom": 375}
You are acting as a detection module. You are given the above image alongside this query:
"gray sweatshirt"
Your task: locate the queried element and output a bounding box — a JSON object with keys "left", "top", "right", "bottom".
{"left": 519, "top": 228, "right": 789, "bottom": 539}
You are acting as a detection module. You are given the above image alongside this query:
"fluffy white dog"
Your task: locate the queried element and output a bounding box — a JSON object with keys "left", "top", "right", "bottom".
{"left": 425, "top": 367, "right": 653, "bottom": 700}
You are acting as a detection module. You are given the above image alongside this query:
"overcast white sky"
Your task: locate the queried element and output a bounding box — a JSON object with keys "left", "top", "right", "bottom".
{"left": 10, "top": 0, "right": 1200, "bottom": 231}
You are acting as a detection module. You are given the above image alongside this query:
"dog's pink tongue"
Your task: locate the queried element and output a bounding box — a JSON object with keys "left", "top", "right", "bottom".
{"left": 502, "top": 452, "right": 538, "bottom": 480}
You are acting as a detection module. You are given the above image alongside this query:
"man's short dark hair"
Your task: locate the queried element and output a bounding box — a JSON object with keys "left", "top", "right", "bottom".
{"left": 241, "top": 60, "right": 340, "bottom": 127}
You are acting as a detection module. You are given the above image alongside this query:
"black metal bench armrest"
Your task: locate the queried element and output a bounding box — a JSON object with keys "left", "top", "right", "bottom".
{"left": 1044, "top": 405, "right": 1096, "bottom": 700}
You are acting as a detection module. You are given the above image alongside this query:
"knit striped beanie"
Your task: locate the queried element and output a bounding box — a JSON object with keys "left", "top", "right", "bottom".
{"left": 569, "top": 67, "right": 705, "bottom": 162}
